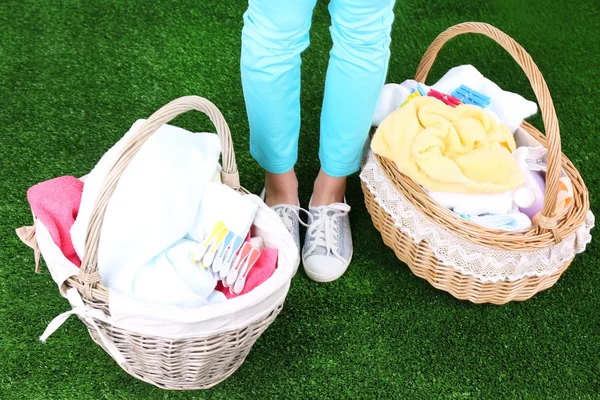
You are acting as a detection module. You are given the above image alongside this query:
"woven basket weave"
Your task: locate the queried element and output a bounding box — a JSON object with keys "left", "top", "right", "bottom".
{"left": 361, "top": 22, "right": 591, "bottom": 304}
{"left": 62, "top": 96, "right": 285, "bottom": 390}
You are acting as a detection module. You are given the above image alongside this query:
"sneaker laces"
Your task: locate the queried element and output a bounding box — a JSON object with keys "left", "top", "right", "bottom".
{"left": 305, "top": 203, "right": 350, "bottom": 261}
{"left": 272, "top": 204, "right": 311, "bottom": 233}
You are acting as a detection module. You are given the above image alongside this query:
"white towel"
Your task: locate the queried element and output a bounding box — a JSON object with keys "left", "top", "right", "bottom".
{"left": 71, "top": 119, "right": 222, "bottom": 296}
{"left": 131, "top": 239, "right": 226, "bottom": 308}
{"left": 432, "top": 65, "right": 537, "bottom": 132}
{"left": 188, "top": 182, "right": 258, "bottom": 242}
{"left": 371, "top": 81, "right": 416, "bottom": 126}
{"left": 465, "top": 212, "right": 532, "bottom": 232}
{"left": 427, "top": 190, "right": 516, "bottom": 216}
{"left": 371, "top": 65, "right": 537, "bottom": 132}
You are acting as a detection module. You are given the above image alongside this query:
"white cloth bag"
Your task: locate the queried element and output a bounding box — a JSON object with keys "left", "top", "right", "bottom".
{"left": 38, "top": 193, "right": 299, "bottom": 341}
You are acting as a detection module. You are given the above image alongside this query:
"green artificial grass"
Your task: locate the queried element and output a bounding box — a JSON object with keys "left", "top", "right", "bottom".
{"left": 1, "top": 0, "right": 599, "bottom": 398}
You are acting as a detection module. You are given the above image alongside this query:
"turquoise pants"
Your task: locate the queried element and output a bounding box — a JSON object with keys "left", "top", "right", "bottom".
{"left": 241, "top": 0, "right": 395, "bottom": 177}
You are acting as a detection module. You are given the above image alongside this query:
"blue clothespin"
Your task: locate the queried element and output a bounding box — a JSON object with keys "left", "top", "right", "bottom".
{"left": 416, "top": 84, "right": 428, "bottom": 97}
{"left": 451, "top": 84, "right": 491, "bottom": 108}
{"left": 211, "top": 230, "right": 235, "bottom": 273}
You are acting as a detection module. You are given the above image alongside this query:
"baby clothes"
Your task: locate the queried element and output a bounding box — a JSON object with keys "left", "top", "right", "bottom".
{"left": 26, "top": 176, "right": 84, "bottom": 267}
{"left": 371, "top": 96, "right": 524, "bottom": 194}
{"left": 188, "top": 182, "right": 258, "bottom": 242}
{"left": 371, "top": 65, "right": 538, "bottom": 133}
{"left": 427, "top": 190, "right": 516, "bottom": 216}
{"left": 71, "top": 119, "right": 222, "bottom": 297}
{"left": 432, "top": 65, "right": 538, "bottom": 132}
{"left": 371, "top": 81, "right": 416, "bottom": 127}
{"left": 216, "top": 246, "right": 279, "bottom": 299}
{"left": 132, "top": 239, "right": 226, "bottom": 308}
{"left": 460, "top": 212, "right": 531, "bottom": 232}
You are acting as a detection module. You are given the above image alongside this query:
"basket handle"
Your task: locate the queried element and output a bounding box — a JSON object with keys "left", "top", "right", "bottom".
{"left": 79, "top": 96, "right": 240, "bottom": 284}
{"left": 414, "top": 22, "right": 562, "bottom": 236}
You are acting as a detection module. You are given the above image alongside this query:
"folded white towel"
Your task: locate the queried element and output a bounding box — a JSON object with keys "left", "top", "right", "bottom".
{"left": 371, "top": 65, "right": 537, "bottom": 132}
{"left": 131, "top": 239, "right": 226, "bottom": 308}
{"left": 188, "top": 182, "right": 258, "bottom": 242}
{"left": 71, "top": 119, "right": 222, "bottom": 296}
{"left": 463, "top": 212, "right": 532, "bottom": 232}
{"left": 427, "top": 190, "right": 516, "bottom": 216}
{"left": 371, "top": 81, "right": 416, "bottom": 126}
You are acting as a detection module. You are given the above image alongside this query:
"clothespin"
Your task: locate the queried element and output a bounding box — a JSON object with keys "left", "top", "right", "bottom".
{"left": 191, "top": 221, "right": 227, "bottom": 266}
{"left": 211, "top": 231, "right": 235, "bottom": 273}
{"left": 231, "top": 248, "right": 261, "bottom": 295}
{"left": 428, "top": 88, "right": 462, "bottom": 107}
{"left": 202, "top": 226, "right": 230, "bottom": 268}
{"left": 400, "top": 84, "right": 427, "bottom": 108}
{"left": 219, "top": 235, "right": 245, "bottom": 280}
{"left": 400, "top": 90, "right": 422, "bottom": 107}
{"left": 451, "top": 84, "right": 491, "bottom": 108}
{"left": 524, "top": 146, "right": 548, "bottom": 171}
{"left": 225, "top": 242, "right": 253, "bottom": 288}
{"left": 416, "top": 84, "right": 428, "bottom": 96}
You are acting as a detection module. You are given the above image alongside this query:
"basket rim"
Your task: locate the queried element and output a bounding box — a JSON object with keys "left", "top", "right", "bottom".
{"left": 361, "top": 181, "right": 575, "bottom": 304}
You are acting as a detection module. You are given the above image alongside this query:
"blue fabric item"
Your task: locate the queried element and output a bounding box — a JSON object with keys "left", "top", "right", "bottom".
{"left": 459, "top": 213, "right": 532, "bottom": 232}
{"left": 241, "top": 0, "right": 395, "bottom": 177}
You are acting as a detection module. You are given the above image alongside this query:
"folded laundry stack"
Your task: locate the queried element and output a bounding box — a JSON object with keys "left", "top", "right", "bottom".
{"left": 371, "top": 65, "right": 574, "bottom": 232}
{"left": 27, "top": 120, "right": 280, "bottom": 309}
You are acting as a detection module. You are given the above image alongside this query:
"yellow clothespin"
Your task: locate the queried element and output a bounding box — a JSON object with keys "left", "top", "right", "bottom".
{"left": 191, "top": 221, "right": 227, "bottom": 267}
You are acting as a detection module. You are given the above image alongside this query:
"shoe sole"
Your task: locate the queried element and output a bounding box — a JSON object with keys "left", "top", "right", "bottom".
{"left": 301, "top": 250, "right": 353, "bottom": 283}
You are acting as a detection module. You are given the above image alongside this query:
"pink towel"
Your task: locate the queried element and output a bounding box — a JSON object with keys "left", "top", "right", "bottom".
{"left": 216, "top": 247, "right": 278, "bottom": 299}
{"left": 27, "top": 176, "right": 84, "bottom": 267}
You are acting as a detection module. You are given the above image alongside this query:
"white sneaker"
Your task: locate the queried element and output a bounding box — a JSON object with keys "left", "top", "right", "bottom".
{"left": 302, "top": 198, "right": 352, "bottom": 282}
{"left": 260, "top": 189, "right": 303, "bottom": 252}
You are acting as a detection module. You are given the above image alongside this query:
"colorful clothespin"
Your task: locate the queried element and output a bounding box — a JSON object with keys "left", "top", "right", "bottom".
{"left": 226, "top": 242, "right": 253, "bottom": 287}
{"left": 202, "top": 226, "right": 230, "bottom": 268}
{"left": 400, "top": 90, "right": 422, "bottom": 107}
{"left": 416, "top": 84, "right": 428, "bottom": 96}
{"left": 232, "top": 248, "right": 261, "bottom": 295}
{"left": 211, "top": 231, "right": 235, "bottom": 273}
{"left": 451, "top": 84, "right": 491, "bottom": 108}
{"left": 428, "top": 88, "right": 462, "bottom": 107}
{"left": 219, "top": 235, "right": 245, "bottom": 280}
{"left": 191, "top": 221, "right": 227, "bottom": 266}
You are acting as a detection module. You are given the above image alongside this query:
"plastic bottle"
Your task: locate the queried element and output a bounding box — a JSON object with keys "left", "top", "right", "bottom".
{"left": 512, "top": 147, "right": 546, "bottom": 219}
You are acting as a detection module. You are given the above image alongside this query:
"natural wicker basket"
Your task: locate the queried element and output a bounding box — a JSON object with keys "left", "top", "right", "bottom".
{"left": 61, "top": 96, "right": 286, "bottom": 389}
{"left": 361, "top": 22, "right": 591, "bottom": 304}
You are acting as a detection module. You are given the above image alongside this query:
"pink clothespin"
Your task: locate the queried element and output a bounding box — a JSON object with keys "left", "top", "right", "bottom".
{"left": 191, "top": 221, "right": 227, "bottom": 266}
{"left": 231, "top": 248, "right": 261, "bottom": 295}
{"left": 428, "top": 88, "right": 461, "bottom": 107}
{"left": 219, "top": 235, "right": 245, "bottom": 281}
{"left": 225, "top": 242, "right": 253, "bottom": 287}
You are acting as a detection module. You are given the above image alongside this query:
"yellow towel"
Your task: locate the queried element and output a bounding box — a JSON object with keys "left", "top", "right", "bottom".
{"left": 371, "top": 96, "right": 525, "bottom": 194}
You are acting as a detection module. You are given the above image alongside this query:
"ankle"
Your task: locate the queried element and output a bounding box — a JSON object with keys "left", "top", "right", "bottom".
{"left": 264, "top": 170, "right": 298, "bottom": 207}
{"left": 311, "top": 169, "right": 346, "bottom": 207}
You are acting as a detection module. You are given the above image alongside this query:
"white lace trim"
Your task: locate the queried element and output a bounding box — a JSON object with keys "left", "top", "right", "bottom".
{"left": 360, "top": 151, "right": 595, "bottom": 282}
